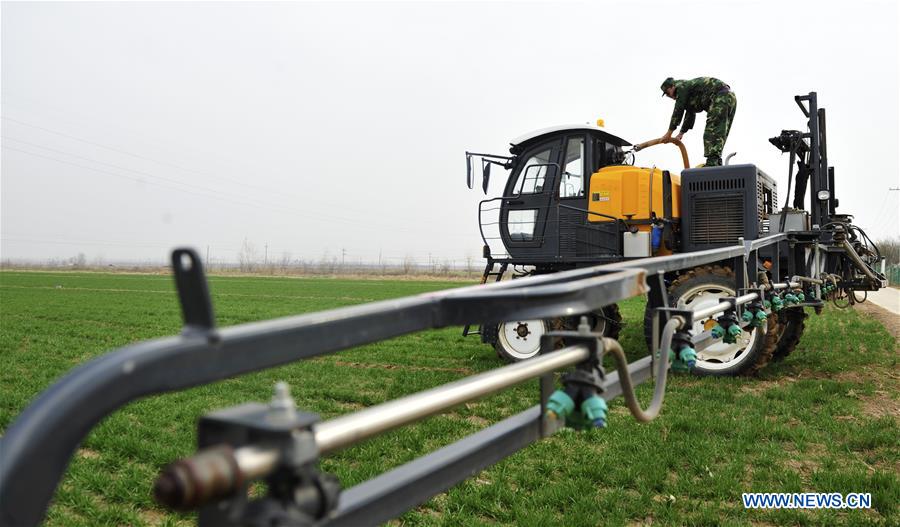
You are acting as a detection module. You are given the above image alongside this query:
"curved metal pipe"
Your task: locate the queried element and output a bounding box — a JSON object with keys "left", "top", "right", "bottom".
{"left": 603, "top": 318, "right": 681, "bottom": 422}
{"left": 633, "top": 137, "right": 690, "bottom": 169}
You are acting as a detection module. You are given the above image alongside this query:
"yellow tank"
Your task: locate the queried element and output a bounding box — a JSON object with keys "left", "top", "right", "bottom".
{"left": 587, "top": 165, "right": 682, "bottom": 254}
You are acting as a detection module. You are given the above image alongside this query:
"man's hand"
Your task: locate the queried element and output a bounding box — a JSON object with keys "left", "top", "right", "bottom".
{"left": 662, "top": 129, "right": 673, "bottom": 142}
{"left": 675, "top": 132, "right": 684, "bottom": 141}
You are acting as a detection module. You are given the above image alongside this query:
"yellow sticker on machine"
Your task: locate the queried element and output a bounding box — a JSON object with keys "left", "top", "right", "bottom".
{"left": 592, "top": 190, "right": 611, "bottom": 202}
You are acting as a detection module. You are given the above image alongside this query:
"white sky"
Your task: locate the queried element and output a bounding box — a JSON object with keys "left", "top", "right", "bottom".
{"left": 2, "top": 0, "right": 898, "bottom": 265}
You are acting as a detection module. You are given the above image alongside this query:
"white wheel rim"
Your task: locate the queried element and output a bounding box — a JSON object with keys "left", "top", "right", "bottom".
{"left": 497, "top": 320, "right": 546, "bottom": 360}
{"left": 678, "top": 283, "right": 758, "bottom": 371}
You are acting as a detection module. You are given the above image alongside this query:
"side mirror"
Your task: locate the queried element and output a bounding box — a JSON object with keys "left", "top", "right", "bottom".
{"left": 466, "top": 153, "right": 474, "bottom": 190}
{"left": 482, "top": 160, "right": 491, "bottom": 194}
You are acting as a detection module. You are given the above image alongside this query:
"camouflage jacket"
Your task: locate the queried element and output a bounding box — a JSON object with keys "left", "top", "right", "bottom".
{"left": 669, "top": 77, "right": 730, "bottom": 132}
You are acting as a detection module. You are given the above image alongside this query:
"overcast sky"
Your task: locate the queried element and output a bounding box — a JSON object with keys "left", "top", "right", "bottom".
{"left": 2, "top": 0, "right": 898, "bottom": 265}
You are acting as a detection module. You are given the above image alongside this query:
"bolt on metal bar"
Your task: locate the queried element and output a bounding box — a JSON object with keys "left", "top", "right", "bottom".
{"left": 313, "top": 345, "right": 591, "bottom": 454}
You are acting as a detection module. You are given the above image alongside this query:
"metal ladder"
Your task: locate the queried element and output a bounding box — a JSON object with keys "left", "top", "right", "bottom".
{"left": 462, "top": 260, "right": 508, "bottom": 336}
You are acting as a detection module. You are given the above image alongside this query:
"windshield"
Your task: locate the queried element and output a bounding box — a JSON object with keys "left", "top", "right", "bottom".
{"left": 513, "top": 148, "right": 553, "bottom": 195}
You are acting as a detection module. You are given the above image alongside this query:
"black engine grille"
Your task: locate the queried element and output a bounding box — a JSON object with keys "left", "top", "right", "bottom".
{"left": 690, "top": 194, "right": 744, "bottom": 245}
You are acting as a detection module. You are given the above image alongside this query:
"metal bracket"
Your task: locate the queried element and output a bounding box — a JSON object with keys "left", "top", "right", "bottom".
{"left": 739, "top": 288, "right": 766, "bottom": 311}
{"left": 171, "top": 248, "right": 216, "bottom": 335}
{"left": 718, "top": 297, "right": 738, "bottom": 312}
{"left": 540, "top": 329, "right": 604, "bottom": 371}
{"left": 715, "top": 298, "right": 740, "bottom": 329}
{"left": 654, "top": 307, "right": 694, "bottom": 330}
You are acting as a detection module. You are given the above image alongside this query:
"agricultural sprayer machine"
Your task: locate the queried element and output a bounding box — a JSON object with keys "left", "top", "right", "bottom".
{"left": 464, "top": 91, "right": 886, "bottom": 374}
{"left": 0, "top": 92, "right": 887, "bottom": 526}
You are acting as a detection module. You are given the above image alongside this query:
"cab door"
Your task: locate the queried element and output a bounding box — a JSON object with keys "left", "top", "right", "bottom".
{"left": 557, "top": 135, "right": 587, "bottom": 258}
{"left": 500, "top": 139, "right": 562, "bottom": 252}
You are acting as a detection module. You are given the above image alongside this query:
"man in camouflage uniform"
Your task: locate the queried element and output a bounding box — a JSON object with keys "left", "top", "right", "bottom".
{"left": 660, "top": 76, "right": 736, "bottom": 166}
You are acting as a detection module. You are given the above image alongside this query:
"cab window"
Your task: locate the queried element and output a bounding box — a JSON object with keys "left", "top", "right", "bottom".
{"left": 514, "top": 148, "right": 553, "bottom": 194}
{"left": 560, "top": 137, "right": 584, "bottom": 198}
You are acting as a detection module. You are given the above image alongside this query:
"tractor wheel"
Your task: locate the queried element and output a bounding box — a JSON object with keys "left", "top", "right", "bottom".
{"left": 591, "top": 303, "right": 622, "bottom": 341}
{"left": 494, "top": 304, "right": 621, "bottom": 363}
{"left": 643, "top": 265, "right": 778, "bottom": 376}
{"left": 772, "top": 309, "right": 808, "bottom": 362}
{"left": 494, "top": 319, "right": 549, "bottom": 362}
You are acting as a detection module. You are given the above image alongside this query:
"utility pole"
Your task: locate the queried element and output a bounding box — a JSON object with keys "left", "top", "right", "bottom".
{"left": 265, "top": 244, "right": 268, "bottom": 266}
{"left": 341, "top": 248, "right": 347, "bottom": 268}
{"left": 206, "top": 246, "right": 210, "bottom": 268}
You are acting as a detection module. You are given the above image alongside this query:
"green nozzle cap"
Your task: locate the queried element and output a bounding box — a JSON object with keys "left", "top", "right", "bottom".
{"left": 724, "top": 324, "right": 744, "bottom": 344}
{"left": 679, "top": 346, "right": 698, "bottom": 371}
{"left": 547, "top": 390, "right": 575, "bottom": 419}
{"left": 581, "top": 395, "right": 608, "bottom": 427}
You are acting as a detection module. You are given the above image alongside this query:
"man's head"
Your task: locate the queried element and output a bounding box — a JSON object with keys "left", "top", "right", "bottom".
{"left": 660, "top": 77, "right": 676, "bottom": 99}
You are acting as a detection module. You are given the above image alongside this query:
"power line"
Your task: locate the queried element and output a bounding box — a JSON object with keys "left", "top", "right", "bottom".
{"left": 1, "top": 116, "right": 455, "bottom": 230}
{"left": 2, "top": 136, "right": 278, "bottom": 204}
{"left": 1, "top": 144, "right": 287, "bottom": 212}
{"left": 2, "top": 144, "right": 450, "bottom": 236}
{"left": 1, "top": 115, "right": 284, "bottom": 195}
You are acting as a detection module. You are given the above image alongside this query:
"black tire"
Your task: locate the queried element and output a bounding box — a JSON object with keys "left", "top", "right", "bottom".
{"left": 642, "top": 265, "right": 778, "bottom": 376}
{"left": 772, "top": 308, "right": 807, "bottom": 362}
{"left": 493, "top": 304, "right": 622, "bottom": 363}
{"left": 594, "top": 303, "right": 623, "bottom": 340}
{"left": 560, "top": 304, "right": 622, "bottom": 337}
{"left": 480, "top": 323, "right": 499, "bottom": 346}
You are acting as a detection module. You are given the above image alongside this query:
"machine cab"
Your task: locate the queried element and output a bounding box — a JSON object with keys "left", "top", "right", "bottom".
{"left": 473, "top": 124, "right": 633, "bottom": 266}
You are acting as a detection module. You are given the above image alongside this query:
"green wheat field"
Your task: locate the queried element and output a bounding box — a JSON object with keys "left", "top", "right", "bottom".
{"left": 1, "top": 271, "right": 897, "bottom": 526}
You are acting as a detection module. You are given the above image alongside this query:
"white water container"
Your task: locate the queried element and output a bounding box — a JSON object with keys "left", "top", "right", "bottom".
{"left": 623, "top": 231, "right": 651, "bottom": 258}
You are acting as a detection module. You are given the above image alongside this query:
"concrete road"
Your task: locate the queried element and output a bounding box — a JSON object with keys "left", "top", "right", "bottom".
{"left": 866, "top": 287, "right": 900, "bottom": 315}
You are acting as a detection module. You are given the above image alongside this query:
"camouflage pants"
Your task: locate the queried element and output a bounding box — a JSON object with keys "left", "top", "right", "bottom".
{"left": 703, "top": 91, "right": 737, "bottom": 166}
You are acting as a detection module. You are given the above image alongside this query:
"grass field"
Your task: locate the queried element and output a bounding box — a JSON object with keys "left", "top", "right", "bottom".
{"left": 1, "top": 270, "right": 898, "bottom": 526}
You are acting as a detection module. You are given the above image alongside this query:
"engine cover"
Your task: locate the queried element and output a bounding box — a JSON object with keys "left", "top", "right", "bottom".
{"left": 680, "top": 164, "right": 777, "bottom": 251}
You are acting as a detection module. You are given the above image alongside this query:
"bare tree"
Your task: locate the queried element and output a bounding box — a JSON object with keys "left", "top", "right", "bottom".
{"left": 401, "top": 255, "right": 415, "bottom": 276}
{"left": 876, "top": 237, "right": 900, "bottom": 285}
{"left": 876, "top": 237, "right": 900, "bottom": 264}
{"left": 238, "top": 239, "right": 260, "bottom": 272}
{"left": 279, "top": 252, "right": 292, "bottom": 275}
